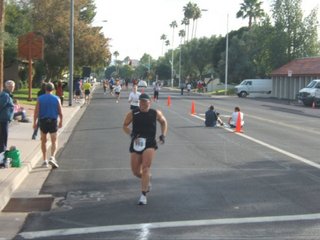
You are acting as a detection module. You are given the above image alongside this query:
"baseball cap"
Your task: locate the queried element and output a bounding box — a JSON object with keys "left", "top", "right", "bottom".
{"left": 139, "top": 93, "right": 151, "bottom": 101}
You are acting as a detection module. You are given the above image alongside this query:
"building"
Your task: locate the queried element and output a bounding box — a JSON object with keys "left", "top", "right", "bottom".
{"left": 270, "top": 57, "right": 320, "bottom": 100}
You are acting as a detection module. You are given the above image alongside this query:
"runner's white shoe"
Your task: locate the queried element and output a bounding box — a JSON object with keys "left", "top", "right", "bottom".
{"left": 42, "top": 160, "right": 49, "bottom": 168}
{"left": 49, "top": 156, "right": 59, "bottom": 169}
{"left": 138, "top": 194, "right": 147, "bottom": 205}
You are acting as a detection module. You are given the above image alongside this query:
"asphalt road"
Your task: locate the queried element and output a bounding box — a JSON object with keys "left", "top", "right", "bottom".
{"left": 15, "top": 85, "right": 320, "bottom": 240}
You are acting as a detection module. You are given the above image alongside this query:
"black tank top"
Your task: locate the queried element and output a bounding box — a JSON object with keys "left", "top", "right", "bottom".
{"left": 132, "top": 108, "right": 157, "bottom": 139}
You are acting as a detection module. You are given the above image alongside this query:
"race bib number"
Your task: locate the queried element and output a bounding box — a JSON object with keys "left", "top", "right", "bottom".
{"left": 133, "top": 138, "right": 146, "bottom": 152}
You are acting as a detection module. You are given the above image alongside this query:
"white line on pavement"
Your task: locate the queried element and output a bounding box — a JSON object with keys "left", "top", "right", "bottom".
{"left": 19, "top": 213, "right": 320, "bottom": 239}
{"left": 192, "top": 115, "right": 320, "bottom": 170}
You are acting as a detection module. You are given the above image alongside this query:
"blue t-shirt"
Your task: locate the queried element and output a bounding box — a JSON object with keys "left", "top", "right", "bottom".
{"left": 38, "top": 94, "right": 60, "bottom": 119}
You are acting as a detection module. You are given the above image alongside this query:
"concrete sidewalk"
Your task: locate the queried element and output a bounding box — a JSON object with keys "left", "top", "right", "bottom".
{"left": 0, "top": 100, "right": 84, "bottom": 212}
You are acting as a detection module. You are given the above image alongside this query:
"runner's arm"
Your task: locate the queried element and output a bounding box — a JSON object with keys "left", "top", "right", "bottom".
{"left": 156, "top": 110, "right": 167, "bottom": 137}
{"left": 33, "top": 100, "right": 39, "bottom": 129}
{"left": 123, "top": 111, "right": 133, "bottom": 136}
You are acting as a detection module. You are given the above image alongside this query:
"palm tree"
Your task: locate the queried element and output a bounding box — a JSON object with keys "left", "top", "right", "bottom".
{"left": 160, "top": 34, "right": 167, "bottom": 56}
{"left": 183, "top": 2, "right": 193, "bottom": 42}
{"left": 178, "top": 29, "right": 186, "bottom": 87}
{"left": 113, "top": 51, "right": 119, "bottom": 61}
{"left": 169, "top": 20, "right": 178, "bottom": 87}
{"left": 236, "top": 0, "right": 265, "bottom": 28}
{"left": 113, "top": 51, "right": 119, "bottom": 74}
{"left": 123, "top": 56, "right": 130, "bottom": 65}
{"left": 178, "top": 29, "right": 186, "bottom": 45}
{"left": 192, "top": 6, "right": 202, "bottom": 38}
{"left": 181, "top": 17, "right": 189, "bottom": 44}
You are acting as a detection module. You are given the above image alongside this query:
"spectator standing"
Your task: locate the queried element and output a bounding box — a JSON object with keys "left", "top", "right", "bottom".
{"left": 55, "top": 80, "right": 64, "bottom": 106}
{"left": 0, "top": 80, "right": 15, "bottom": 153}
{"left": 74, "top": 79, "right": 82, "bottom": 103}
{"left": 33, "top": 82, "right": 63, "bottom": 168}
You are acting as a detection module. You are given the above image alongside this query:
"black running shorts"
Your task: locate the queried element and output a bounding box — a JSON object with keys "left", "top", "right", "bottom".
{"left": 40, "top": 118, "right": 58, "bottom": 134}
{"left": 129, "top": 137, "right": 158, "bottom": 154}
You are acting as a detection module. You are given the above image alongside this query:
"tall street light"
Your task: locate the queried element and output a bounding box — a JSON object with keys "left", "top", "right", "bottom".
{"left": 225, "top": 14, "right": 229, "bottom": 96}
{"left": 68, "top": 0, "right": 74, "bottom": 106}
{"left": 179, "top": 45, "right": 182, "bottom": 88}
{"left": 170, "top": 20, "right": 177, "bottom": 88}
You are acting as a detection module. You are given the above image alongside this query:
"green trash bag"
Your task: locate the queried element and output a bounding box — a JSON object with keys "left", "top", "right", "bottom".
{"left": 5, "top": 149, "right": 21, "bottom": 167}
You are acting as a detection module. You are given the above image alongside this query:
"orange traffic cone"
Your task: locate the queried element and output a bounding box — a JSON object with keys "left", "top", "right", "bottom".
{"left": 167, "top": 96, "right": 171, "bottom": 106}
{"left": 234, "top": 112, "right": 243, "bottom": 133}
{"left": 191, "top": 101, "right": 196, "bottom": 115}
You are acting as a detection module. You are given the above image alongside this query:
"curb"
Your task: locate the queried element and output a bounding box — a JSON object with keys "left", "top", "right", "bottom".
{"left": 0, "top": 104, "right": 83, "bottom": 211}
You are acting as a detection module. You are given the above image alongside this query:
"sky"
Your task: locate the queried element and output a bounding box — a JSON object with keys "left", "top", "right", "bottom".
{"left": 93, "top": 0, "right": 319, "bottom": 61}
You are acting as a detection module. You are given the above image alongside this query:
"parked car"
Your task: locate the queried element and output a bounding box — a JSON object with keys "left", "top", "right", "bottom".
{"left": 297, "top": 79, "right": 320, "bottom": 106}
{"left": 234, "top": 79, "right": 272, "bottom": 97}
{"left": 138, "top": 80, "right": 147, "bottom": 88}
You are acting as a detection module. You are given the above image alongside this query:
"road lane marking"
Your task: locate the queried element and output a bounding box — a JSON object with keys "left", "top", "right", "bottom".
{"left": 19, "top": 212, "right": 320, "bottom": 239}
{"left": 193, "top": 115, "right": 320, "bottom": 170}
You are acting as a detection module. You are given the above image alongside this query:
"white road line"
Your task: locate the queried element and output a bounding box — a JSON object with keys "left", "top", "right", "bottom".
{"left": 192, "top": 115, "right": 320, "bottom": 170}
{"left": 19, "top": 213, "right": 320, "bottom": 239}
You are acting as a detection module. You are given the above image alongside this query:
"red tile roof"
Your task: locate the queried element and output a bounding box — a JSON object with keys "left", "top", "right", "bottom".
{"left": 271, "top": 57, "right": 320, "bottom": 76}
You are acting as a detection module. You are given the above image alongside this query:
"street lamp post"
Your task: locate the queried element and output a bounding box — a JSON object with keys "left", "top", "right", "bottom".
{"left": 179, "top": 45, "right": 182, "bottom": 88}
{"left": 68, "top": 0, "right": 74, "bottom": 106}
{"left": 225, "top": 14, "right": 229, "bottom": 96}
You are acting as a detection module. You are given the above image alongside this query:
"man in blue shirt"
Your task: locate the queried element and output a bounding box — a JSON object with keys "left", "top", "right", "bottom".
{"left": 205, "top": 105, "right": 217, "bottom": 127}
{"left": 33, "top": 82, "right": 63, "bottom": 168}
{"left": 0, "top": 80, "right": 15, "bottom": 153}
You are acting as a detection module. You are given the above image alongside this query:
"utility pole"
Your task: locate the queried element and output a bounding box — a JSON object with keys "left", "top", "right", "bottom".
{"left": 225, "top": 14, "right": 229, "bottom": 96}
{"left": 68, "top": 0, "right": 74, "bottom": 106}
{"left": 0, "top": 0, "right": 4, "bottom": 91}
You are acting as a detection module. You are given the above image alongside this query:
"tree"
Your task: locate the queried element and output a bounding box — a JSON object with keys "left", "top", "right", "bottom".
{"left": 160, "top": 34, "right": 167, "bottom": 56}
{"left": 181, "top": 17, "right": 189, "bottom": 44}
{"left": 236, "top": 0, "right": 265, "bottom": 28}
{"left": 123, "top": 56, "right": 130, "bottom": 65}
{"left": 271, "top": 0, "right": 318, "bottom": 64}
{"left": 169, "top": 20, "right": 178, "bottom": 86}
{"left": 191, "top": 3, "right": 201, "bottom": 39}
{"left": 186, "top": 38, "right": 211, "bottom": 80}
{"left": 183, "top": 2, "right": 193, "bottom": 42}
{"left": 30, "top": 0, "right": 111, "bottom": 80}
{"left": 4, "top": 0, "right": 32, "bottom": 83}
{"left": 155, "top": 57, "right": 171, "bottom": 81}
{"left": 178, "top": 29, "right": 186, "bottom": 45}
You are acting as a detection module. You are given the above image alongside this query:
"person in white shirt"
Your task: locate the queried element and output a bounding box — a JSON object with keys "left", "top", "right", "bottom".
{"left": 228, "top": 106, "right": 244, "bottom": 128}
{"left": 114, "top": 80, "right": 122, "bottom": 103}
{"left": 186, "top": 83, "right": 191, "bottom": 95}
{"left": 128, "top": 84, "right": 141, "bottom": 110}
